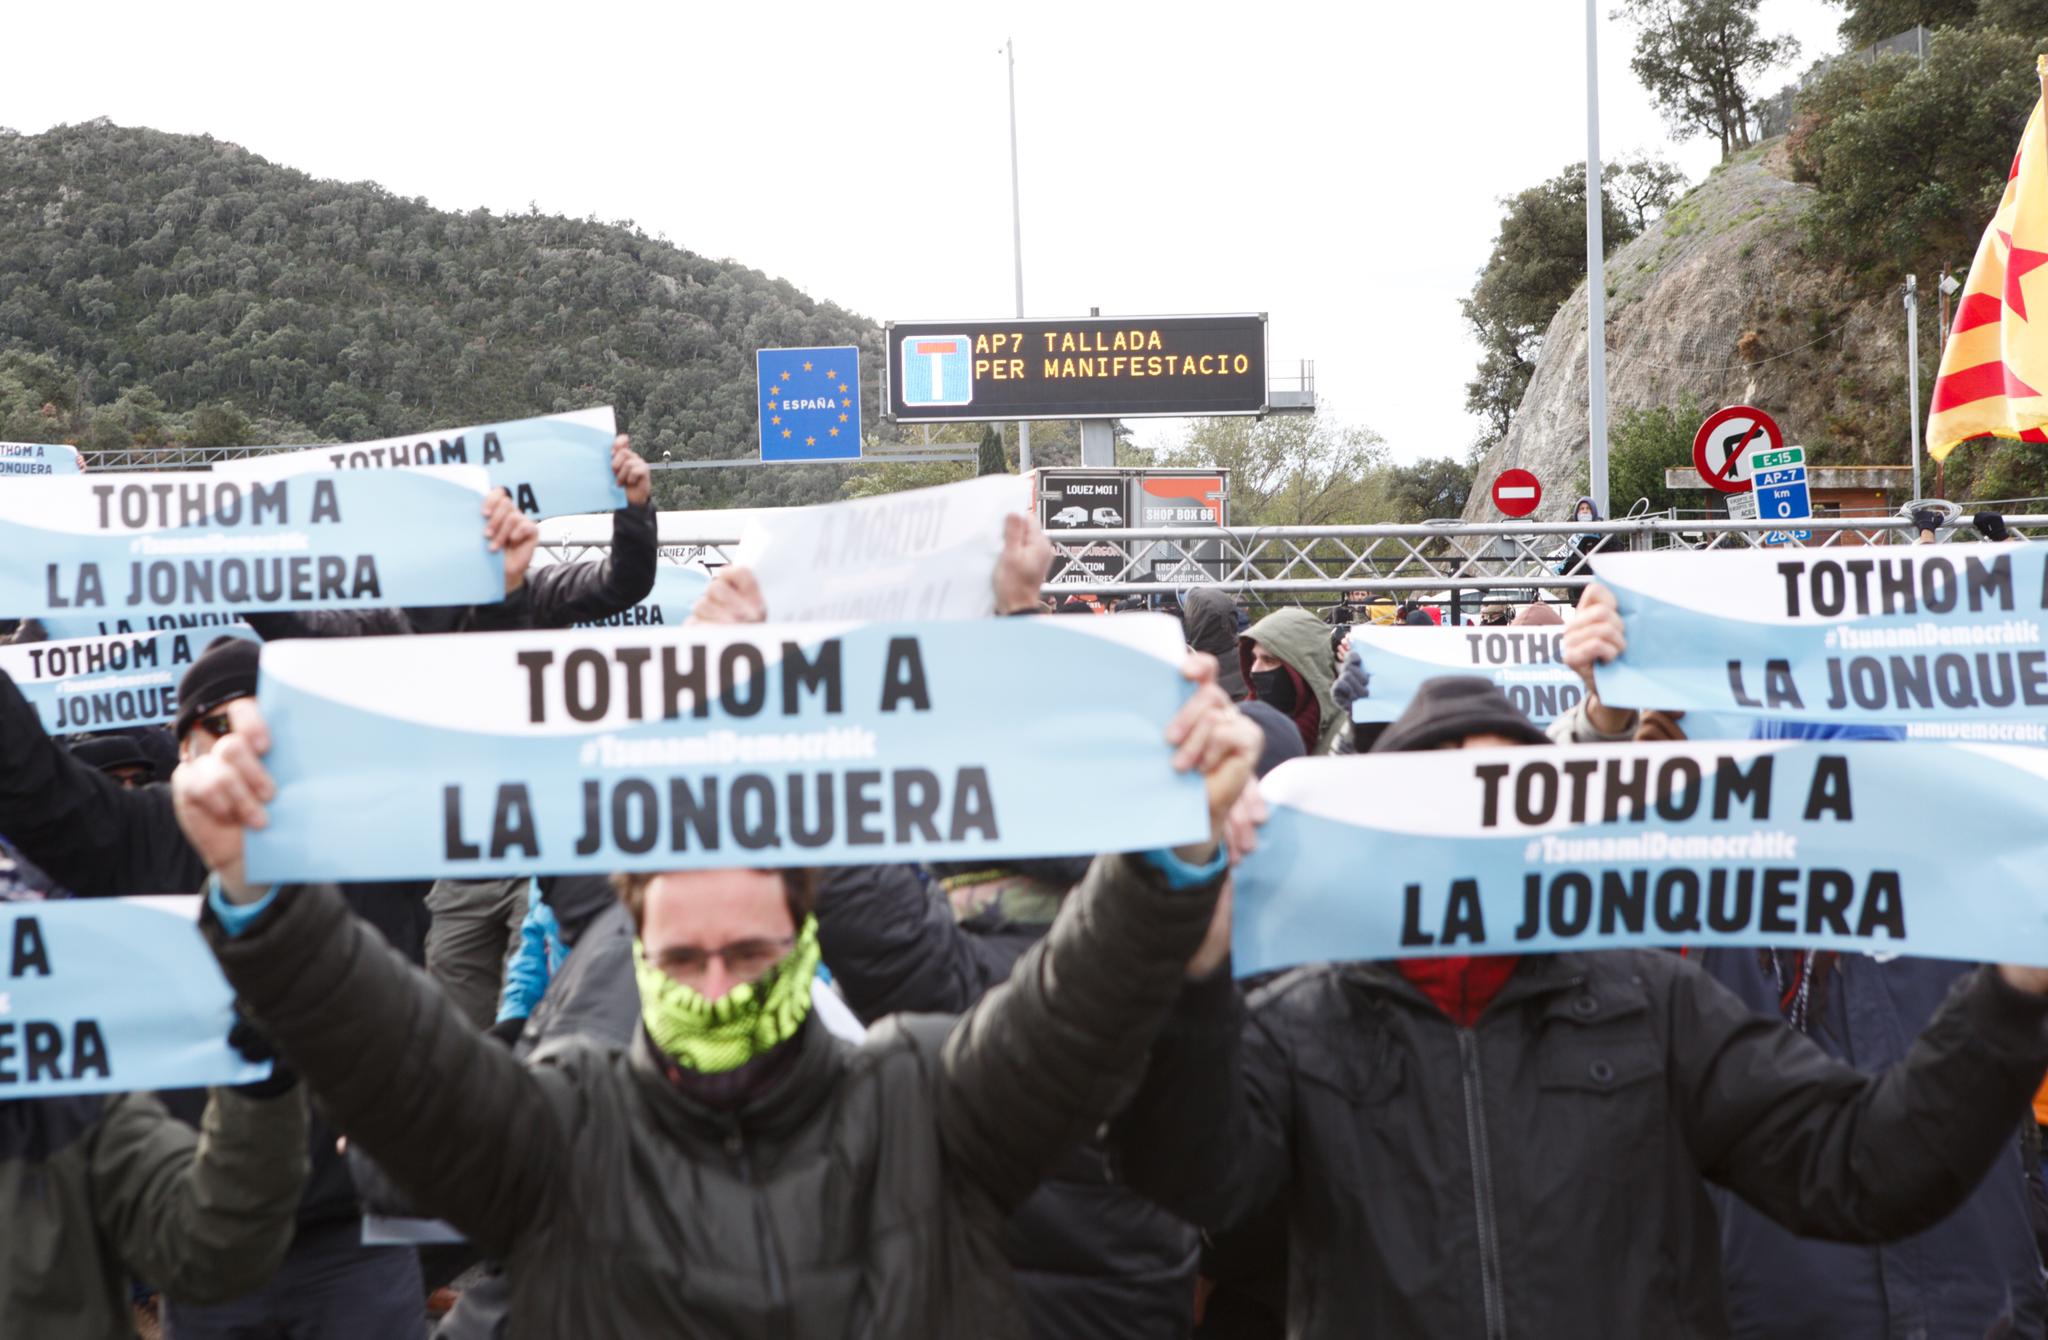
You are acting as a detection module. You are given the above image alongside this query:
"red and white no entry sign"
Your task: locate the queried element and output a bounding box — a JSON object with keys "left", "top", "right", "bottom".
{"left": 1492, "top": 468, "right": 1542, "bottom": 518}
{"left": 1692, "top": 405, "right": 1783, "bottom": 494}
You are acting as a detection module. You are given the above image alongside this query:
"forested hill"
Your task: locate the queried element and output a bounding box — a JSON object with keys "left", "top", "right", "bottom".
{"left": 0, "top": 120, "right": 884, "bottom": 508}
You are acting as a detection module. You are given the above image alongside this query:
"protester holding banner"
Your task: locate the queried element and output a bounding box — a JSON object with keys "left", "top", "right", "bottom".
{"left": 1559, "top": 580, "right": 2048, "bottom": 1338}
{"left": 241, "top": 482, "right": 539, "bottom": 641}
{"left": 1239, "top": 608, "right": 1340, "bottom": 753}
{"left": 166, "top": 628, "right": 1259, "bottom": 1335}
{"left": 466, "top": 434, "right": 655, "bottom": 631}
{"left": 1112, "top": 674, "right": 2048, "bottom": 1338}
{"left": 419, "top": 441, "right": 655, "bottom": 1024}
{"left": 145, "top": 636, "right": 436, "bottom": 1339}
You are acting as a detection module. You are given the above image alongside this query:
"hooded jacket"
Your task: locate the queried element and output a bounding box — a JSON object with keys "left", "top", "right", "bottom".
{"left": 204, "top": 850, "right": 1225, "bottom": 1339}
{"left": 1237, "top": 608, "right": 1340, "bottom": 754}
{"left": 0, "top": 1087, "right": 308, "bottom": 1338}
{"left": 1182, "top": 590, "right": 1248, "bottom": 701}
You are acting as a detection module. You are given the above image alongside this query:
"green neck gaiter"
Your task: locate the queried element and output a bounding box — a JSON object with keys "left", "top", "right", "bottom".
{"left": 634, "top": 917, "right": 820, "bottom": 1074}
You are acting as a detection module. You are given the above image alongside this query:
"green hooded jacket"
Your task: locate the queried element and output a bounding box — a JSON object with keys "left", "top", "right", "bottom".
{"left": 1238, "top": 608, "right": 1340, "bottom": 754}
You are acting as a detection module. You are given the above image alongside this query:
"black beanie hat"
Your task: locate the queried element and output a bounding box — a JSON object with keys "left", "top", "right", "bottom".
{"left": 67, "top": 733, "right": 153, "bottom": 779}
{"left": 174, "top": 636, "right": 261, "bottom": 740}
{"left": 1370, "top": 676, "right": 1550, "bottom": 754}
{"left": 1238, "top": 699, "right": 1308, "bottom": 777}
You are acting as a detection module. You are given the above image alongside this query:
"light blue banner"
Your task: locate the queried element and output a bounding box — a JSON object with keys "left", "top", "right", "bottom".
{"left": 0, "top": 897, "right": 268, "bottom": 1097}
{"left": 214, "top": 408, "right": 624, "bottom": 520}
{"left": 1593, "top": 543, "right": 2048, "bottom": 725}
{"left": 570, "top": 565, "right": 708, "bottom": 629}
{"left": 36, "top": 610, "right": 248, "bottom": 640}
{"left": 0, "top": 626, "right": 258, "bottom": 733}
{"left": 0, "top": 442, "right": 80, "bottom": 476}
{"left": 1347, "top": 625, "right": 1583, "bottom": 726}
{"left": 0, "top": 467, "right": 502, "bottom": 620}
{"left": 246, "top": 615, "right": 1208, "bottom": 882}
{"left": 1232, "top": 741, "right": 2048, "bottom": 976}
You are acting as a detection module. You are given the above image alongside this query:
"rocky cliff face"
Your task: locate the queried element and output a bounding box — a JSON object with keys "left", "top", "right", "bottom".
{"left": 1463, "top": 143, "right": 1908, "bottom": 521}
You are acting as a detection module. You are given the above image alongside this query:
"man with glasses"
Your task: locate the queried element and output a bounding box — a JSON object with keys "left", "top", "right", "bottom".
{"left": 171, "top": 617, "right": 1258, "bottom": 1336}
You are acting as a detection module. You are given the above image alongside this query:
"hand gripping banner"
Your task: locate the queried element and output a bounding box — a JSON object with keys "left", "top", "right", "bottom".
{"left": 1592, "top": 543, "right": 2048, "bottom": 726}
{"left": 1231, "top": 741, "right": 2048, "bottom": 978}
{"left": 0, "top": 897, "right": 268, "bottom": 1098}
{"left": 1, "top": 467, "right": 502, "bottom": 619}
{"left": 213, "top": 407, "right": 625, "bottom": 521}
{"left": 1348, "top": 624, "right": 1584, "bottom": 726}
{"left": 245, "top": 613, "right": 1209, "bottom": 882}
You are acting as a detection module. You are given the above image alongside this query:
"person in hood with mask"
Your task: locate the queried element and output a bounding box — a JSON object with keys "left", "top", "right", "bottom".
{"left": 1183, "top": 587, "right": 1248, "bottom": 702}
{"left": 1112, "top": 675, "right": 2048, "bottom": 1338}
{"left": 1557, "top": 496, "right": 1620, "bottom": 606}
{"left": 171, "top": 606, "right": 1261, "bottom": 1335}
{"left": 1238, "top": 607, "right": 1340, "bottom": 754}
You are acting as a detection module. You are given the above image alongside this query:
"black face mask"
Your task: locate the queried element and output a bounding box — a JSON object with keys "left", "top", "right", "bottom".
{"left": 1251, "top": 668, "right": 1298, "bottom": 714}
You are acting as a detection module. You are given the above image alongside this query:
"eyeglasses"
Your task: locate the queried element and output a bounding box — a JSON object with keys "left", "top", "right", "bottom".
{"left": 653, "top": 936, "right": 793, "bottom": 987}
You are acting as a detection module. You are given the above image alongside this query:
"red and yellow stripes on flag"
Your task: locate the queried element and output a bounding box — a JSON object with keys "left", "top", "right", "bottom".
{"left": 1929, "top": 56, "right": 2048, "bottom": 462}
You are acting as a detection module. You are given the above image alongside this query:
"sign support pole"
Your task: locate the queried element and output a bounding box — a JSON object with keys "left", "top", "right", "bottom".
{"left": 1905, "top": 274, "right": 1922, "bottom": 502}
{"left": 1007, "top": 38, "right": 1032, "bottom": 474}
{"left": 1079, "top": 419, "right": 1115, "bottom": 467}
{"left": 1584, "top": 0, "right": 1610, "bottom": 518}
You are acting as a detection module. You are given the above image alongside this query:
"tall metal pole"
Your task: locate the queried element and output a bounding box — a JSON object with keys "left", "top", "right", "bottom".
{"left": 1905, "top": 274, "right": 1922, "bottom": 501}
{"left": 1584, "top": 0, "right": 1610, "bottom": 518}
{"left": 1006, "top": 38, "right": 1032, "bottom": 473}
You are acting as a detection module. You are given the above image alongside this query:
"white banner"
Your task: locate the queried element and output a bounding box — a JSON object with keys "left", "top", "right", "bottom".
{"left": 735, "top": 474, "right": 1033, "bottom": 621}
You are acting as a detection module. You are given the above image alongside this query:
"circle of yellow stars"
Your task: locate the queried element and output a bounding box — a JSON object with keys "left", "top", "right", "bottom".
{"left": 764, "top": 357, "right": 856, "bottom": 442}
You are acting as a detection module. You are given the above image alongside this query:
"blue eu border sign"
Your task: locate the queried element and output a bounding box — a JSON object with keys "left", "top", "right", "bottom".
{"left": 758, "top": 346, "right": 861, "bottom": 462}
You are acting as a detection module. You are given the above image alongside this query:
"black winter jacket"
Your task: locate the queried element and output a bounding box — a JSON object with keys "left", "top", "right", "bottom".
{"left": 205, "top": 851, "right": 1224, "bottom": 1339}
{"left": 1697, "top": 949, "right": 2047, "bottom": 1339}
{"left": 1116, "top": 950, "right": 2048, "bottom": 1339}
{"left": 0, "top": 666, "right": 202, "bottom": 897}
{"left": 816, "top": 863, "right": 1201, "bottom": 1340}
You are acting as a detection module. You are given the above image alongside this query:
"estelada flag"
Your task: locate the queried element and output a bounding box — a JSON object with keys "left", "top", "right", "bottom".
{"left": 1929, "top": 56, "right": 2048, "bottom": 461}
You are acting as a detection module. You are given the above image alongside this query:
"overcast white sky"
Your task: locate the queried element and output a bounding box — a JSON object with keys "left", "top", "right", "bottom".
{"left": 5, "top": 0, "right": 1845, "bottom": 465}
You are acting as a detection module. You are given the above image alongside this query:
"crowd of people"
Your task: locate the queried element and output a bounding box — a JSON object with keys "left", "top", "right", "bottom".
{"left": 5, "top": 451, "right": 2048, "bottom": 1340}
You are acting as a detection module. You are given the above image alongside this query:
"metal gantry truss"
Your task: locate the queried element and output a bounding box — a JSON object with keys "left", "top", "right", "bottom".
{"left": 84, "top": 444, "right": 280, "bottom": 470}
{"left": 537, "top": 515, "right": 2048, "bottom": 600}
